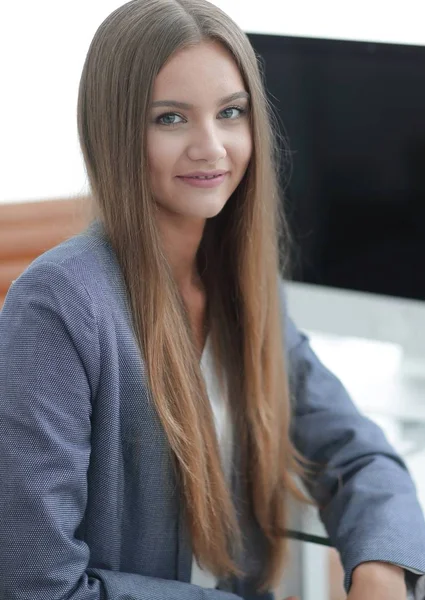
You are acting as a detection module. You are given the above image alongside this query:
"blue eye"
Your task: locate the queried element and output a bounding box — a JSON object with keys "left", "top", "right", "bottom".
{"left": 156, "top": 113, "right": 184, "bottom": 126}
{"left": 154, "top": 105, "right": 247, "bottom": 127}
{"left": 219, "top": 106, "right": 246, "bottom": 119}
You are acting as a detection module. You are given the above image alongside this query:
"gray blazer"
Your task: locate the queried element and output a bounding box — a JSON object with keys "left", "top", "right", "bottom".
{"left": 1, "top": 220, "right": 424, "bottom": 600}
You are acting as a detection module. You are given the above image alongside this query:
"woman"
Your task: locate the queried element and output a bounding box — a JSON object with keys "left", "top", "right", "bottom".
{"left": 0, "top": 1, "right": 424, "bottom": 599}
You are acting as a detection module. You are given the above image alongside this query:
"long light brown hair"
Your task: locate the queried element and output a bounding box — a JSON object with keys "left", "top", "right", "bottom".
{"left": 77, "top": 0, "right": 306, "bottom": 590}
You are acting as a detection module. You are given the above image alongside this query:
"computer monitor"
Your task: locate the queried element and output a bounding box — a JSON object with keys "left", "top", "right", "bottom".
{"left": 247, "top": 33, "right": 425, "bottom": 302}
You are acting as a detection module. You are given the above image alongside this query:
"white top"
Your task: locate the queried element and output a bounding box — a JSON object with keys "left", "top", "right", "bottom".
{"left": 190, "top": 336, "right": 233, "bottom": 588}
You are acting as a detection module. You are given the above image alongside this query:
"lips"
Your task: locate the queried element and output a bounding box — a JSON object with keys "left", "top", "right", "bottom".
{"left": 176, "top": 172, "right": 228, "bottom": 188}
{"left": 177, "top": 170, "right": 228, "bottom": 178}
{"left": 184, "top": 174, "right": 220, "bottom": 180}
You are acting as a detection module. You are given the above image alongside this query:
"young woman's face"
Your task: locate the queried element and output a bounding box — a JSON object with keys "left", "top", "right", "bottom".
{"left": 147, "top": 40, "right": 253, "bottom": 222}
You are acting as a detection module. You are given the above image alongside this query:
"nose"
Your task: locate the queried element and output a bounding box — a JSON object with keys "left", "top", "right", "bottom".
{"left": 186, "top": 122, "right": 227, "bottom": 164}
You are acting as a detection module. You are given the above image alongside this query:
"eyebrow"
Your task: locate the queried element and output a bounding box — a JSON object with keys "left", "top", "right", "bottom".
{"left": 151, "top": 91, "right": 250, "bottom": 110}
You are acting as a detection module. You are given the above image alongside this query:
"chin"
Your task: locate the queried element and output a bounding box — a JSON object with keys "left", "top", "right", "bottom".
{"left": 173, "top": 197, "right": 229, "bottom": 220}
{"left": 192, "top": 201, "right": 228, "bottom": 220}
{"left": 156, "top": 191, "right": 230, "bottom": 220}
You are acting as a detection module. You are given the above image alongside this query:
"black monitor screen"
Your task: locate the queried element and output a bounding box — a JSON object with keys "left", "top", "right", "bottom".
{"left": 247, "top": 33, "right": 425, "bottom": 301}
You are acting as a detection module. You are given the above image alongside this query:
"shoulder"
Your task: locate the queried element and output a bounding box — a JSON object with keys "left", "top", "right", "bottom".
{"left": 18, "top": 220, "right": 115, "bottom": 286}
{"left": 4, "top": 220, "right": 126, "bottom": 319}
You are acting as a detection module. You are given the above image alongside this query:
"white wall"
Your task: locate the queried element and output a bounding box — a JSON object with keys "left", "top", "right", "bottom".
{"left": 1, "top": 0, "right": 424, "bottom": 204}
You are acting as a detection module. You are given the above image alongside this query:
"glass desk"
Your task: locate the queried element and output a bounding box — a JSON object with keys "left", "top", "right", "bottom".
{"left": 279, "top": 282, "right": 425, "bottom": 600}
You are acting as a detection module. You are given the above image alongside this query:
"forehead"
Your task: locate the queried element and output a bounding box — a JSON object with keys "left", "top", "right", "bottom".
{"left": 151, "top": 41, "right": 246, "bottom": 103}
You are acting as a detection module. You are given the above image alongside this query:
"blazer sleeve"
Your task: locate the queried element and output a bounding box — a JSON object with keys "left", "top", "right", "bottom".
{"left": 0, "top": 261, "right": 239, "bottom": 600}
{"left": 283, "top": 308, "right": 425, "bottom": 591}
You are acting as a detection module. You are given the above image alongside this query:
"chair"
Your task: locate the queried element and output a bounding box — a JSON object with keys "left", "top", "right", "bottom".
{"left": 0, "top": 196, "right": 89, "bottom": 307}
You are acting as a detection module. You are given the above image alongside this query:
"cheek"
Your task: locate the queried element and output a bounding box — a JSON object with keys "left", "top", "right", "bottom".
{"left": 147, "top": 131, "right": 181, "bottom": 180}
{"left": 233, "top": 127, "right": 253, "bottom": 170}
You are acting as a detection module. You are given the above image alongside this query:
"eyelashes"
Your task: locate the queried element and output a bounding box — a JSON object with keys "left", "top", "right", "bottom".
{"left": 154, "top": 105, "right": 248, "bottom": 127}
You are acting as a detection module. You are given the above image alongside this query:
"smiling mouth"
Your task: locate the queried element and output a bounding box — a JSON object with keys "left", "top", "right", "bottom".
{"left": 184, "top": 174, "right": 221, "bottom": 180}
{"left": 176, "top": 173, "right": 228, "bottom": 188}
{"left": 177, "top": 170, "right": 229, "bottom": 179}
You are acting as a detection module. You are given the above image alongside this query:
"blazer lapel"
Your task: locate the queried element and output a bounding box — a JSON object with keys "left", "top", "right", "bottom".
{"left": 176, "top": 492, "right": 193, "bottom": 581}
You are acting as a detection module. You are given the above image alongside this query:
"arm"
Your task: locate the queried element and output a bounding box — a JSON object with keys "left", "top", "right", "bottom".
{"left": 283, "top": 312, "right": 425, "bottom": 591}
{"left": 0, "top": 261, "right": 239, "bottom": 600}
{"left": 349, "top": 563, "right": 407, "bottom": 599}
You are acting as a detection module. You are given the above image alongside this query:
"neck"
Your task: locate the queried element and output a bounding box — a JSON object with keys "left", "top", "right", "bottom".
{"left": 156, "top": 209, "right": 206, "bottom": 293}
